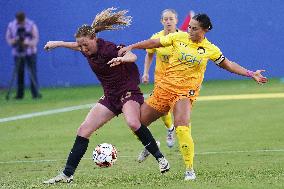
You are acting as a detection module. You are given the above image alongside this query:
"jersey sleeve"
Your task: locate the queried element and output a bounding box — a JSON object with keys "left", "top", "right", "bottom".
{"left": 209, "top": 44, "right": 225, "bottom": 65}
{"left": 159, "top": 32, "right": 177, "bottom": 47}
{"left": 146, "top": 48, "right": 156, "bottom": 54}
{"left": 160, "top": 31, "right": 184, "bottom": 47}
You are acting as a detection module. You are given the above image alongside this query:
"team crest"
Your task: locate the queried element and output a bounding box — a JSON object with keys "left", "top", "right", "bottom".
{"left": 189, "top": 90, "right": 195, "bottom": 96}
{"left": 197, "top": 47, "right": 205, "bottom": 54}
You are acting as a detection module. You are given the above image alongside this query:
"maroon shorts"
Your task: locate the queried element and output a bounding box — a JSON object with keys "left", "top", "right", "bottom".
{"left": 98, "top": 90, "right": 144, "bottom": 116}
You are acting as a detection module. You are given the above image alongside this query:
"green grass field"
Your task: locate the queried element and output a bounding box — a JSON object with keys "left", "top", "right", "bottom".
{"left": 0, "top": 79, "right": 284, "bottom": 189}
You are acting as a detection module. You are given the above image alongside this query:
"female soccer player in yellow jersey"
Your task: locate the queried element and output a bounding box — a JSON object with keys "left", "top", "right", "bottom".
{"left": 142, "top": 9, "right": 179, "bottom": 150}
{"left": 109, "top": 13, "right": 268, "bottom": 180}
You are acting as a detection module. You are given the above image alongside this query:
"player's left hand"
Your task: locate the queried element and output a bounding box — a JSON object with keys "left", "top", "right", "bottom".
{"left": 252, "top": 70, "right": 268, "bottom": 84}
{"left": 141, "top": 74, "right": 149, "bottom": 84}
{"left": 108, "top": 57, "right": 125, "bottom": 67}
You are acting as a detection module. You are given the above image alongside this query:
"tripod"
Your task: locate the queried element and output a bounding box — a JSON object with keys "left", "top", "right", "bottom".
{"left": 5, "top": 57, "right": 39, "bottom": 100}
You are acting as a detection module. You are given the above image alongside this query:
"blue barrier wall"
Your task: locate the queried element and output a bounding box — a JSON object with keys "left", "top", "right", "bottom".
{"left": 1, "top": 0, "right": 283, "bottom": 87}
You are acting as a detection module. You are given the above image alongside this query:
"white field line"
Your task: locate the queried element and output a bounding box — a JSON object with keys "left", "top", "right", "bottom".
{"left": 198, "top": 93, "right": 284, "bottom": 101}
{"left": 0, "top": 149, "right": 283, "bottom": 164}
{"left": 0, "top": 103, "right": 95, "bottom": 123}
{"left": 1, "top": 93, "right": 284, "bottom": 124}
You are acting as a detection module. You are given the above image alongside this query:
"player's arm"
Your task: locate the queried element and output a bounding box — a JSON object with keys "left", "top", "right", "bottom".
{"left": 108, "top": 51, "right": 137, "bottom": 67}
{"left": 44, "top": 41, "right": 81, "bottom": 51}
{"left": 118, "top": 38, "right": 163, "bottom": 56}
{"left": 218, "top": 58, "right": 268, "bottom": 84}
{"left": 142, "top": 52, "right": 154, "bottom": 84}
{"left": 121, "top": 51, "right": 137, "bottom": 62}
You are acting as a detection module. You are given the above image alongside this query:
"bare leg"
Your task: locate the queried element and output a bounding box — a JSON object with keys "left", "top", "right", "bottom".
{"left": 77, "top": 103, "right": 115, "bottom": 138}
{"left": 122, "top": 100, "right": 141, "bottom": 131}
{"left": 140, "top": 103, "right": 165, "bottom": 126}
{"left": 173, "top": 98, "right": 191, "bottom": 127}
{"left": 136, "top": 102, "right": 166, "bottom": 163}
{"left": 64, "top": 103, "right": 115, "bottom": 176}
{"left": 43, "top": 103, "right": 116, "bottom": 184}
{"left": 123, "top": 100, "right": 170, "bottom": 173}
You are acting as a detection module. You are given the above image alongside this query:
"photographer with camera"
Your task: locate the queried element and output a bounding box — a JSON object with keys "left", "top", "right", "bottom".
{"left": 6, "top": 11, "right": 41, "bottom": 99}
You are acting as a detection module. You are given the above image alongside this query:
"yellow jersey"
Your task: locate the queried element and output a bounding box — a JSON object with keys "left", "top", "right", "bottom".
{"left": 146, "top": 30, "right": 180, "bottom": 84}
{"left": 159, "top": 31, "right": 225, "bottom": 95}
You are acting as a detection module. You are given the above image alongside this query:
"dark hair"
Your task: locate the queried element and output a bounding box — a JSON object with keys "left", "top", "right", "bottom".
{"left": 16, "top": 12, "right": 25, "bottom": 23}
{"left": 192, "top": 13, "right": 213, "bottom": 31}
{"left": 75, "top": 7, "right": 132, "bottom": 39}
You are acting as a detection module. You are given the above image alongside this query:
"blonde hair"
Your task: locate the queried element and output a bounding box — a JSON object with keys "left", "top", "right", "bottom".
{"left": 75, "top": 7, "right": 132, "bottom": 38}
{"left": 161, "top": 9, "right": 178, "bottom": 20}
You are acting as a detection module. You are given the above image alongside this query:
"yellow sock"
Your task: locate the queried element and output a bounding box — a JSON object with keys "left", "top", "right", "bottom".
{"left": 176, "top": 125, "right": 194, "bottom": 170}
{"left": 161, "top": 112, "right": 173, "bottom": 129}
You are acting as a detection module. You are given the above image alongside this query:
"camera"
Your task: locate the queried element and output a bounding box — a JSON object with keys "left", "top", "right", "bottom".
{"left": 15, "top": 27, "right": 32, "bottom": 53}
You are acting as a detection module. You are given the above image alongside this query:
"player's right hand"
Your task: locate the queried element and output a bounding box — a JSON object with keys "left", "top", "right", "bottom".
{"left": 107, "top": 57, "right": 125, "bottom": 67}
{"left": 44, "top": 41, "right": 62, "bottom": 51}
{"left": 142, "top": 74, "right": 149, "bottom": 84}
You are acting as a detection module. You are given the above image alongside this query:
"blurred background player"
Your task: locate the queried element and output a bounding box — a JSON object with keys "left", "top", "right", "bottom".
{"left": 138, "top": 9, "right": 194, "bottom": 162}
{"left": 5, "top": 11, "right": 41, "bottom": 99}
{"left": 141, "top": 9, "right": 178, "bottom": 150}
{"left": 110, "top": 13, "right": 268, "bottom": 180}
{"left": 43, "top": 8, "right": 169, "bottom": 184}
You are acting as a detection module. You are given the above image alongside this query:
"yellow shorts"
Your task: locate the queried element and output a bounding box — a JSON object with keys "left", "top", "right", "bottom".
{"left": 145, "top": 85, "right": 198, "bottom": 113}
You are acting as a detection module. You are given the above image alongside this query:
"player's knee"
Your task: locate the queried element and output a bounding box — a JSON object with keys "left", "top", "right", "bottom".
{"left": 77, "top": 122, "right": 95, "bottom": 138}
{"left": 125, "top": 118, "right": 141, "bottom": 131}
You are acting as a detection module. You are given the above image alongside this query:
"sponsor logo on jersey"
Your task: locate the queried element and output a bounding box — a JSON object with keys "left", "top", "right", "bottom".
{"left": 178, "top": 52, "right": 202, "bottom": 65}
{"left": 197, "top": 47, "right": 206, "bottom": 54}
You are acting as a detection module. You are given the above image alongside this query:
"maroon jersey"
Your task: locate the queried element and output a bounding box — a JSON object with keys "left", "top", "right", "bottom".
{"left": 82, "top": 38, "right": 141, "bottom": 97}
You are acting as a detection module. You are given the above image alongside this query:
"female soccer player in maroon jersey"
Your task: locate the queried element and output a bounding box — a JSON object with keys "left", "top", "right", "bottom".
{"left": 43, "top": 8, "right": 169, "bottom": 184}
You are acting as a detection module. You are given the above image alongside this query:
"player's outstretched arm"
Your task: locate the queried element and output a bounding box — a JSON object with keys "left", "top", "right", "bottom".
{"left": 44, "top": 41, "right": 81, "bottom": 51}
{"left": 219, "top": 58, "right": 268, "bottom": 84}
{"left": 108, "top": 51, "right": 137, "bottom": 67}
{"left": 118, "top": 38, "right": 162, "bottom": 56}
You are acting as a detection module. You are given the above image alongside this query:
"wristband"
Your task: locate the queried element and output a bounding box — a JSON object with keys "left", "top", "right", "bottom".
{"left": 246, "top": 70, "right": 254, "bottom": 78}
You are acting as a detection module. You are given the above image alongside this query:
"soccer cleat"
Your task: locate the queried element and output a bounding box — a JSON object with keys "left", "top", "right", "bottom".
{"left": 158, "top": 157, "right": 170, "bottom": 173}
{"left": 137, "top": 147, "right": 150, "bottom": 163}
{"left": 43, "top": 172, "right": 73, "bottom": 184}
{"left": 184, "top": 169, "right": 196, "bottom": 180}
{"left": 137, "top": 141, "right": 160, "bottom": 163}
{"left": 166, "top": 126, "right": 175, "bottom": 148}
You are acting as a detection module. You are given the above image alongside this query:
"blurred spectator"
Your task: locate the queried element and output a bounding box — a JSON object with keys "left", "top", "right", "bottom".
{"left": 6, "top": 11, "right": 41, "bottom": 99}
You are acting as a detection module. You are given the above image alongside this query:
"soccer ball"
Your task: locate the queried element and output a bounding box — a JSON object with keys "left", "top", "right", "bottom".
{"left": 92, "top": 143, "right": 117, "bottom": 168}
